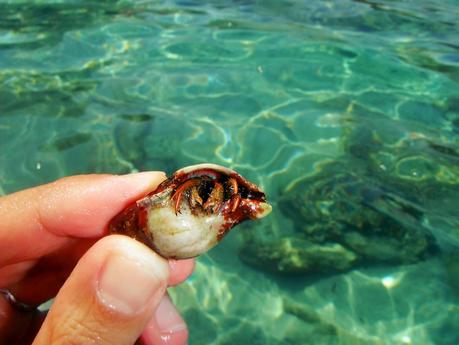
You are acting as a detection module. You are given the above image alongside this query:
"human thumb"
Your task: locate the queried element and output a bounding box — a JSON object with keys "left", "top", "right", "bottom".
{"left": 33, "top": 235, "right": 170, "bottom": 345}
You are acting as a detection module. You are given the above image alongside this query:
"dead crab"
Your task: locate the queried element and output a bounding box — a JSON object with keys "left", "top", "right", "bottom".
{"left": 109, "top": 163, "right": 272, "bottom": 259}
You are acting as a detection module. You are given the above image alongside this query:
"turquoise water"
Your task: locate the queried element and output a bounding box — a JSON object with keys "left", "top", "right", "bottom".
{"left": 1, "top": 0, "right": 459, "bottom": 344}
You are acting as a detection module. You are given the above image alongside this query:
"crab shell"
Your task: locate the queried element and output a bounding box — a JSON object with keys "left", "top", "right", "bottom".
{"left": 109, "top": 163, "right": 272, "bottom": 259}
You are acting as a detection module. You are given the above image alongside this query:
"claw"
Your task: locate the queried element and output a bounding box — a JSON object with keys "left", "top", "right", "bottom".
{"left": 203, "top": 182, "right": 224, "bottom": 213}
{"left": 172, "top": 179, "right": 200, "bottom": 214}
{"left": 189, "top": 186, "right": 203, "bottom": 210}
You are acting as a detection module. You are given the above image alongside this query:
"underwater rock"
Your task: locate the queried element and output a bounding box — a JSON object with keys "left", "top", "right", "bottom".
{"left": 240, "top": 166, "right": 436, "bottom": 275}
{"left": 239, "top": 119, "right": 459, "bottom": 275}
{"left": 342, "top": 231, "right": 432, "bottom": 264}
{"left": 240, "top": 237, "right": 357, "bottom": 274}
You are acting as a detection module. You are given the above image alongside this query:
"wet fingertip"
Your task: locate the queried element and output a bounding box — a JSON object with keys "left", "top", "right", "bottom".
{"left": 156, "top": 295, "right": 187, "bottom": 332}
{"left": 168, "top": 259, "right": 195, "bottom": 286}
{"left": 168, "top": 258, "right": 195, "bottom": 271}
{"left": 141, "top": 295, "right": 188, "bottom": 345}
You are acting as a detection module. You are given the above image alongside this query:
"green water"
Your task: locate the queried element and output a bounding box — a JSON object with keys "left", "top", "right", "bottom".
{"left": 1, "top": 0, "right": 459, "bottom": 344}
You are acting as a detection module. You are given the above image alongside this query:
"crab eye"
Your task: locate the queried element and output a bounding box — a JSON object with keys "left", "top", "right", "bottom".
{"left": 246, "top": 190, "right": 266, "bottom": 201}
{"left": 237, "top": 185, "right": 264, "bottom": 200}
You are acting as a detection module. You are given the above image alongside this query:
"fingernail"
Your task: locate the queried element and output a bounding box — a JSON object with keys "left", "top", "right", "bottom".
{"left": 155, "top": 295, "right": 188, "bottom": 334}
{"left": 97, "top": 254, "right": 166, "bottom": 315}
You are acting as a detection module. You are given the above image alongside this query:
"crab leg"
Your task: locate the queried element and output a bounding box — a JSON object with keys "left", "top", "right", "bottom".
{"left": 172, "top": 178, "right": 201, "bottom": 214}
{"left": 230, "top": 194, "right": 241, "bottom": 212}
{"left": 228, "top": 177, "right": 238, "bottom": 194}
{"left": 188, "top": 186, "right": 203, "bottom": 209}
{"left": 227, "top": 178, "right": 241, "bottom": 212}
{"left": 203, "top": 182, "right": 224, "bottom": 213}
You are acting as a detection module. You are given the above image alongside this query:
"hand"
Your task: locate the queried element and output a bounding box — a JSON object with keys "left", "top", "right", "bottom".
{"left": 0, "top": 173, "right": 195, "bottom": 345}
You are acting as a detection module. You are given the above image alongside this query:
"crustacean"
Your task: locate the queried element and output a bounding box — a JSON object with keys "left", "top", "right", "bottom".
{"left": 109, "top": 163, "right": 272, "bottom": 259}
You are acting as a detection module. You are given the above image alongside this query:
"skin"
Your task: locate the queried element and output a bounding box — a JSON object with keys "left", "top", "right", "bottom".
{"left": 0, "top": 173, "right": 195, "bottom": 345}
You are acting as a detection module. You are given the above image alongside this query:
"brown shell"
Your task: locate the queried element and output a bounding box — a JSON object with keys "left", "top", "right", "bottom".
{"left": 109, "top": 163, "right": 271, "bottom": 259}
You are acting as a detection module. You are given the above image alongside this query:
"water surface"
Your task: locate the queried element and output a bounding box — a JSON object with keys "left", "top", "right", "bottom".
{"left": 1, "top": 1, "right": 459, "bottom": 344}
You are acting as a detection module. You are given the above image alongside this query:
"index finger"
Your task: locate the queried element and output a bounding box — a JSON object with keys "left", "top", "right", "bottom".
{"left": 0, "top": 172, "right": 166, "bottom": 266}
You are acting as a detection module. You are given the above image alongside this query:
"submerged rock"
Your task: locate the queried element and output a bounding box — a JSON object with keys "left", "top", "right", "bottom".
{"left": 240, "top": 164, "right": 436, "bottom": 275}
{"left": 240, "top": 237, "right": 357, "bottom": 274}
{"left": 239, "top": 121, "right": 459, "bottom": 275}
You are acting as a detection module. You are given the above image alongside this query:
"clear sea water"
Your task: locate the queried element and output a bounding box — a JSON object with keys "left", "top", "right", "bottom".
{"left": 1, "top": 1, "right": 459, "bottom": 344}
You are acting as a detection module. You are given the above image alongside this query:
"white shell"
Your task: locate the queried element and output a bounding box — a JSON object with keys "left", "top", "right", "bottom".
{"left": 175, "top": 163, "right": 266, "bottom": 193}
{"left": 177, "top": 163, "right": 235, "bottom": 175}
{"left": 146, "top": 195, "right": 224, "bottom": 258}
